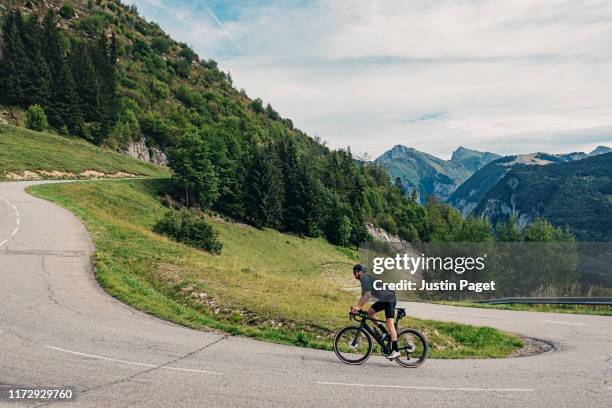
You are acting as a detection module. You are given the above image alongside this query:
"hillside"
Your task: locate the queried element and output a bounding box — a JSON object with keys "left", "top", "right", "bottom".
{"left": 0, "top": 0, "right": 319, "bottom": 152}
{"left": 29, "top": 178, "right": 523, "bottom": 358}
{"left": 448, "top": 147, "right": 611, "bottom": 217}
{"left": 474, "top": 153, "right": 612, "bottom": 241}
{"left": 0, "top": 0, "right": 431, "bottom": 246}
{"left": 374, "top": 145, "right": 499, "bottom": 203}
{"left": 0, "top": 123, "right": 168, "bottom": 179}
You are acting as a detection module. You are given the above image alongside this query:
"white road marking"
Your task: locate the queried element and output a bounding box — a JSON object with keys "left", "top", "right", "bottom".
{"left": 316, "top": 381, "right": 534, "bottom": 392}
{"left": 0, "top": 195, "right": 20, "bottom": 245}
{"left": 539, "top": 320, "right": 588, "bottom": 327}
{"left": 45, "top": 345, "right": 223, "bottom": 376}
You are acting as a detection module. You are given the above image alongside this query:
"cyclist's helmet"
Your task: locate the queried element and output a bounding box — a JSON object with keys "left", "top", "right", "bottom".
{"left": 353, "top": 264, "right": 367, "bottom": 274}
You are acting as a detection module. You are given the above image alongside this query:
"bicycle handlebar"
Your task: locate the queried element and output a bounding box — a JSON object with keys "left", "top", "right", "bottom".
{"left": 349, "top": 309, "right": 386, "bottom": 323}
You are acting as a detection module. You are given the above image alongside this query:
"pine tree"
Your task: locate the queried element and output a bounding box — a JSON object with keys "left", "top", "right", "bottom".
{"left": 71, "top": 42, "right": 101, "bottom": 124}
{"left": 93, "top": 33, "right": 118, "bottom": 140}
{"left": 279, "top": 138, "right": 301, "bottom": 230}
{"left": 279, "top": 138, "right": 323, "bottom": 236}
{"left": 294, "top": 162, "right": 323, "bottom": 236}
{"left": 205, "top": 127, "right": 246, "bottom": 220}
{"left": 168, "top": 131, "right": 219, "bottom": 209}
{"left": 39, "top": 10, "right": 81, "bottom": 130}
{"left": 245, "top": 144, "right": 285, "bottom": 228}
{"left": 17, "top": 13, "right": 51, "bottom": 107}
{"left": 49, "top": 56, "right": 83, "bottom": 133}
{"left": 0, "top": 11, "right": 28, "bottom": 105}
{"left": 324, "top": 196, "right": 353, "bottom": 246}
{"left": 41, "top": 11, "right": 61, "bottom": 74}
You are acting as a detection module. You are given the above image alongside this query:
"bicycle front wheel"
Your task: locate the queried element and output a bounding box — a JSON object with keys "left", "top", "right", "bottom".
{"left": 334, "top": 326, "right": 373, "bottom": 365}
{"left": 394, "top": 328, "right": 428, "bottom": 368}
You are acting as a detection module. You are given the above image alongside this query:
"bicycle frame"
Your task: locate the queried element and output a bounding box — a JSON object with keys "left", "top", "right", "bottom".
{"left": 350, "top": 310, "right": 405, "bottom": 353}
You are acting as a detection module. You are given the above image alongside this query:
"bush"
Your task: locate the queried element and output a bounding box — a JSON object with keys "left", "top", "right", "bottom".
{"left": 140, "top": 111, "right": 173, "bottom": 147}
{"left": 154, "top": 209, "right": 223, "bottom": 254}
{"left": 151, "top": 36, "right": 171, "bottom": 54}
{"left": 250, "top": 98, "right": 264, "bottom": 114}
{"left": 179, "top": 45, "right": 196, "bottom": 62}
{"left": 59, "top": 3, "right": 76, "bottom": 19}
{"left": 77, "top": 13, "right": 111, "bottom": 34}
{"left": 26, "top": 105, "right": 48, "bottom": 131}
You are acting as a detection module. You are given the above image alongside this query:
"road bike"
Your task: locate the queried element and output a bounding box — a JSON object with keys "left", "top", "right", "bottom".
{"left": 333, "top": 308, "right": 428, "bottom": 367}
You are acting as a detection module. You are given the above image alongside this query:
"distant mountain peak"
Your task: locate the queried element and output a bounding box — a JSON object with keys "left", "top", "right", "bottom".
{"left": 450, "top": 146, "right": 500, "bottom": 163}
{"left": 589, "top": 146, "right": 612, "bottom": 156}
{"left": 375, "top": 145, "right": 501, "bottom": 202}
{"left": 451, "top": 146, "right": 477, "bottom": 160}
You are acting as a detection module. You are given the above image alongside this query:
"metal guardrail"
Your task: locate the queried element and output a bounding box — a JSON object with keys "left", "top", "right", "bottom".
{"left": 477, "top": 297, "right": 612, "bottom": 306}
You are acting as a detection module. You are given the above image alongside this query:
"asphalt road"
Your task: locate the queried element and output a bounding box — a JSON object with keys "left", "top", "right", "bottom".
{"left": 1, "top": 180, "right": 611, "bottom": 408}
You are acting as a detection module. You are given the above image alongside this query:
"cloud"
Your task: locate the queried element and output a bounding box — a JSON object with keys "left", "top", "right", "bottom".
{"left": 201, "top": 1, "right": 244, "bottom": 53}
{"left": 130, "top": 0, "right": 612, "bottom": 158}
{"left": 403, "top": 112, "right": 447, "bottom": 123}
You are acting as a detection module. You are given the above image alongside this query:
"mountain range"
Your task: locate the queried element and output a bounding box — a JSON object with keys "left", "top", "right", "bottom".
{"left": 374, "top": 145, "right": 500, "bottom": 203}
{"left": 376, "top": 144, "right": 611, "bottom": 241}
{"left": 449, "top": 147, "right": 612, "bottom": 216}
{"left": 474, "top": 152, "right": 612, "bottom": 241}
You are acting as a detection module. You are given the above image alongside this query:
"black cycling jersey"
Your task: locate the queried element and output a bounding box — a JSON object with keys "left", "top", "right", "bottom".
{"left": 360, "top": 274, "right": 396, "bottom": 302}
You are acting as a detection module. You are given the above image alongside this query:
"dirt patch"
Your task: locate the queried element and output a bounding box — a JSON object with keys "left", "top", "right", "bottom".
{"left": 38, "top": 170, "right": 77, "bottom": 178}
{"left": 154, "top": 263, "right": 182, "bottom": 284}
{"left": 510, "top": 336, "right": 556, "bottom": 357}
{"left": 79, "top": 170, "right": 137, "bottom": 178}
{"left": 6, "top": 171, "right": 42, "bottom": 180}
{"left": 4, "top": 169, "right": 138, "bottom": 180}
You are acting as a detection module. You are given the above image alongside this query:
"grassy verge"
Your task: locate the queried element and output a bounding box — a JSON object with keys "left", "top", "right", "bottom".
{"left": 29, "top": 179, "right": 523, "bottom": 358}
{"left": 0, "top": 124, "right": 168, "bottom": 179}
{"left": 436, "top": 301, "right": 612, "bottom": 316}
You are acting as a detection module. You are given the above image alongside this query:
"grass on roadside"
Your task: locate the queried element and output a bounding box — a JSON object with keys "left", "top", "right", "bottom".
{"left": 0, "top": 124, "right": 168, "bottom": 179}
{"left": 437, "top": 301, "right": 612, "bottom": 316}
{"left": 29, "top": 179, "right": 523, "bottom": 358}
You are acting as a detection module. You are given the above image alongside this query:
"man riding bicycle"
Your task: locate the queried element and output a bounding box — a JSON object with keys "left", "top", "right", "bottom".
{"left": 351, "top": 263, "right": 400, "bottom": 359}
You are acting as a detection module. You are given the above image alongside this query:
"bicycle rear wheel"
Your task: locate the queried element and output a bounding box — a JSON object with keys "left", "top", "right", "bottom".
{"left": 334, "top": 326, "right": 373, "bottom": 365}
{"left": 394, "top": 328, "right": 428, "bottom": 368}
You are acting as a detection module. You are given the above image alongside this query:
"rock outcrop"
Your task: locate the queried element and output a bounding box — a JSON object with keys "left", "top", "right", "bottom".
{"left": 123, "top": 138, "right": 168, "bottom": 166}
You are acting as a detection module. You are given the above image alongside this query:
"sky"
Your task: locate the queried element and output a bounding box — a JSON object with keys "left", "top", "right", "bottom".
{"left": 130, "top": 0, "right": 612, "bottom": 159}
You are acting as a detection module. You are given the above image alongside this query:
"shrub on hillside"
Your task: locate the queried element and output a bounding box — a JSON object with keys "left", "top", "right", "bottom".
{"left": 151, "top": 36, "right": 171, "bottom": 54}
{"left": 26, "top": 105, "right": 48, "bottom": 131}
{"left": 153, "top": 209, "right": 222, "bottom": 254}
{"left": 59, "top": 3, "right": 76, "bottom": 19}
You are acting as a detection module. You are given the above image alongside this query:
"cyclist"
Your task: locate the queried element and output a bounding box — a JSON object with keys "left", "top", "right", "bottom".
{"left": 351, "top": 263, "right": 400, "bottom": 358}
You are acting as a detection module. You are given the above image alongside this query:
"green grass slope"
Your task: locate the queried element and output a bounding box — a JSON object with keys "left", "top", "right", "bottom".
{"left": 30, "top": 179, "right": 523, "bottom": 358}
{"left": 0, "top": 124, "right": 168, "bottom": 179}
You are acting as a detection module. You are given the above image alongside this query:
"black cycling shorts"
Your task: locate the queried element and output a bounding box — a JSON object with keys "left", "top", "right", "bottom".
{"left": 371, "top": 301, "right": 396, "bottom": 319}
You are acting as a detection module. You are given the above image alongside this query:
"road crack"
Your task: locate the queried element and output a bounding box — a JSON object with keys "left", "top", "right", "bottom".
{"left": 40, "top": 256, "right": 85, "bottom": 317}
{"left": 34, "top": 335, "right": 227, "bottom": 407}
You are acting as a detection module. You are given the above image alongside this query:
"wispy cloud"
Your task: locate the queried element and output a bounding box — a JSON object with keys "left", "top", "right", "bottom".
{"left": 130, "top": 0, "right": 612, "bottom": 158}
{"left": 201, "top": 1, "right": 244, "bottom": 53}
{"left": 403, "top": 112, "right": 447, "bottom": 123}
